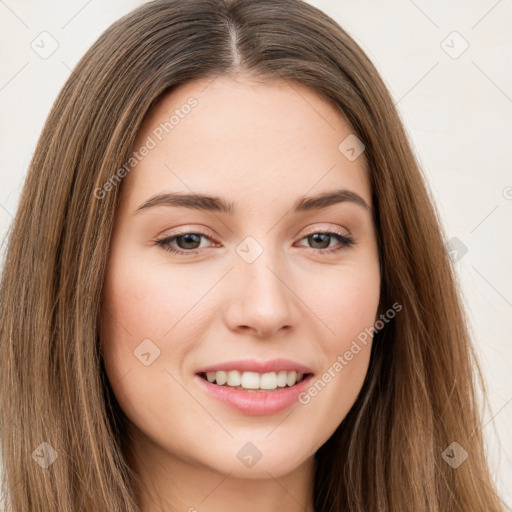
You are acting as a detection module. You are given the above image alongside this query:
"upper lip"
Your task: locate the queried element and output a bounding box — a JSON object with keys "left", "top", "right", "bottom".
{"left": 196, "top": 358, "right": 313, "bottom": 375}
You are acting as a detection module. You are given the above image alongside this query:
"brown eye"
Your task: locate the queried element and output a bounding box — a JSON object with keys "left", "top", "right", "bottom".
{"left": 155, "top": 231, "right": 214, "bottom": 255}
{"left": 174, "top": 233, "right": 203, "bottom": 250}
{"left": 297, "top": 231, "right": 355, "bottom": 254}
{"left": 307, "top": 233, "right": 332, "bottom": 249}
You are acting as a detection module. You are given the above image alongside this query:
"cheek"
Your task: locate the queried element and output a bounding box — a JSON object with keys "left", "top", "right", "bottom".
{"left": 99, "top": 276, "right": 180, "bottom": 435}
{"left": 101, "top": 247, "right": 204, "bottom": 343}
{"left": 306, "top": 262, "right": 380, "bottom": 349}
{"left": 99, "top": 249, "right": 207, "bottom": 406}
{"left": 100, "top": 252, "right": 163, "bottom": 403}
{"left": 296, "top": 261, "right": 379, "bottom": 419}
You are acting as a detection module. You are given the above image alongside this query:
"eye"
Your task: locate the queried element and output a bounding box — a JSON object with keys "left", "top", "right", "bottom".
{"left": 155, "top": 229, "right": 215, "bottom": 255}
{"left": 154, "top": 229, "right": 355, "bottom": 256}
{"left": 295, "top": 230, "right": 355, "bottom": 255}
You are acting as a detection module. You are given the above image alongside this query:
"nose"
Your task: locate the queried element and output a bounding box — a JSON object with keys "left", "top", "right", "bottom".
{"left": 223, "top": 244, "right": 300, "bottom": 338}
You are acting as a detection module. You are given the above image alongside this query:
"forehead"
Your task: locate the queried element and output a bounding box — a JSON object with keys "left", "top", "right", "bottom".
{"left": 121, "top": 75, "right": 371, "bottom": 214}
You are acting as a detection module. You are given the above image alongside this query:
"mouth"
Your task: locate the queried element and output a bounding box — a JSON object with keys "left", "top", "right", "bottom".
{"left": 197, "top": 370, "right": 313, "bottom": 392}
{"left": 194, "top": 358, "right": 315, "bottom": 415}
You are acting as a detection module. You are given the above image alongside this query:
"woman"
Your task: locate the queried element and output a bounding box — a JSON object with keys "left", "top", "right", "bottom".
{"left": 0, "top": 0, "right": 505, "bottom": 510}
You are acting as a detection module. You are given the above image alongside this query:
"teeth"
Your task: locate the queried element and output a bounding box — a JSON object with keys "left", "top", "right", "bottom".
{"left": 276, "top": 370, "right": 288, "bottom": 387}
{"left": 241, "top": 371, "right": 260, "bottom": 389}
{"left": 216, "top": 370, "right": 227, "bottom": 385}
{"left": 286, "top": 371, "right": 297, "bottom": 386}
{"left": 227, "top": 370, "right": 241, "bottom": 387}
{"left": 203, "top": 370, "right": 306, "bottom": 390}
{"left": 260, "top": 372, "right": 276, "bottom": 389}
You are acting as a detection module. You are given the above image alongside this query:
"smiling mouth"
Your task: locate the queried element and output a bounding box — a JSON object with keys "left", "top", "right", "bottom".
{"left": 197, "top": 370, "right": 313, "bottom": 392}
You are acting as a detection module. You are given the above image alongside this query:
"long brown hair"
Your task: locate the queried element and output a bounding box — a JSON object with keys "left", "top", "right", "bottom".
{"left": 0, "top": 0, "right": 506, "bottom": 510}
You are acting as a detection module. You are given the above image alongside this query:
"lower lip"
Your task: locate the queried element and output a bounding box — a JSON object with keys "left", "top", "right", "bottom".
{"left": 195, "top": 374, "right": 314, "bottom": 416}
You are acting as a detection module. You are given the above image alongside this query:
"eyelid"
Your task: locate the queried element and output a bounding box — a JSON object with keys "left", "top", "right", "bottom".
{"left": 163, "top": 225, "right": 213, "bottom": 238}
{"left": 300, "top": 224, "right": 351, "bottom": 238}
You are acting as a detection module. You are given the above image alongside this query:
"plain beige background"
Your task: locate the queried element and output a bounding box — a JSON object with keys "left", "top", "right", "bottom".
{"left": 0, "top": 0, "right": 511, "bottom": 507}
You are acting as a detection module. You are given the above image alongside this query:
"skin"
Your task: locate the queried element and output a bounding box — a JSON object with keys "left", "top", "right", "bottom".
{"left": 100, "top": 74, "right": 381, "bottom": 512}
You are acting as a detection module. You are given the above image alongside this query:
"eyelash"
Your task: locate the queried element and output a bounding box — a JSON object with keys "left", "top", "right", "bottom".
{"left": 154, "top": 228, "right": 355, "bottom": 256}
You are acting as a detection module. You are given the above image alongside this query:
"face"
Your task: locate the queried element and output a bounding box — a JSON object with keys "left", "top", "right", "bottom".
{"left": 100, "top": 75, "right": 380, "bottom": 482}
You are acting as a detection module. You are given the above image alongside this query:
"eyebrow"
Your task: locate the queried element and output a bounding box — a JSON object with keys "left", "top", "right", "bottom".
{"left": 134, "top": 188, "right": 372, "bottom": 215}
